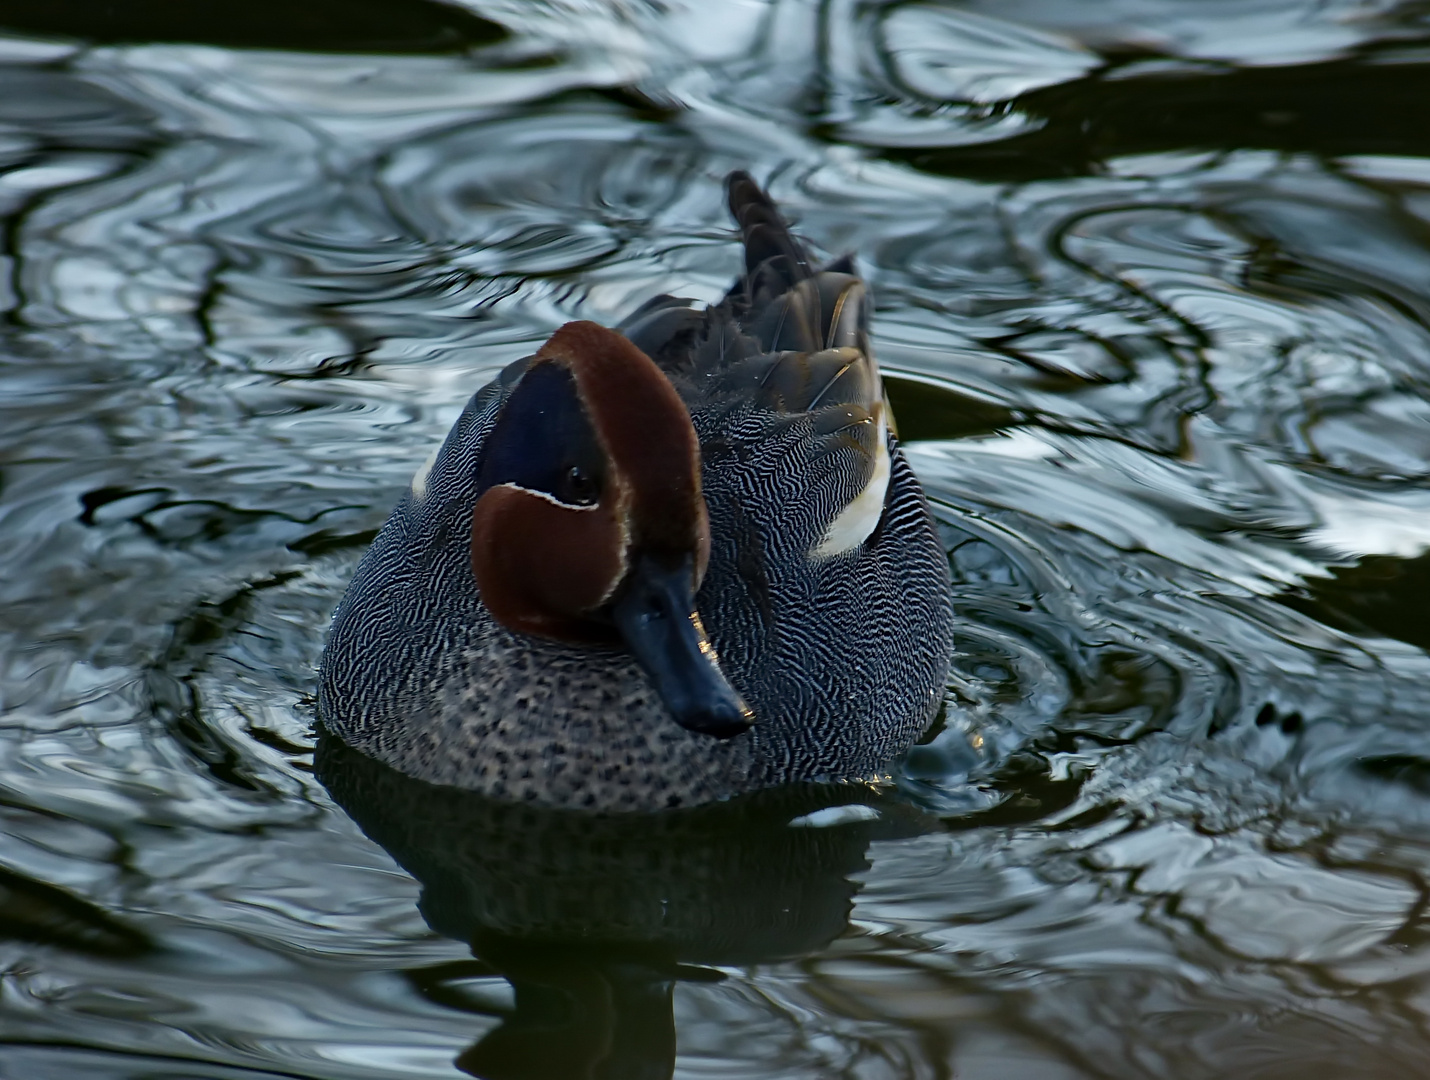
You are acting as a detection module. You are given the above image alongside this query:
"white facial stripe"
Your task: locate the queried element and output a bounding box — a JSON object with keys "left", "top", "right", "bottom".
{"left": 499, "top": 482, "right": 600, "bottom": 512}
{"left": 813, "top": 414, "right": 890, "bottom": 558}
{"left": 411, "top": 443, "right": 442, "bottom": 501}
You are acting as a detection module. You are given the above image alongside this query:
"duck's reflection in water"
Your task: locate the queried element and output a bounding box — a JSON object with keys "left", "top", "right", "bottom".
{"left": 316, "top": 730, "right": 931, "bottom": 1079}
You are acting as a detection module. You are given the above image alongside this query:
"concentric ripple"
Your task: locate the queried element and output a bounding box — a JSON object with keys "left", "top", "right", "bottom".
{"left": 5, "top": 1, "right": 1430, "bottom": 1077}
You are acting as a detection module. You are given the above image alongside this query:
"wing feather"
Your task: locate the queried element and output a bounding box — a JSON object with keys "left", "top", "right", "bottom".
{"left": 615, "top": 173, "right": 893, "bottom": 558}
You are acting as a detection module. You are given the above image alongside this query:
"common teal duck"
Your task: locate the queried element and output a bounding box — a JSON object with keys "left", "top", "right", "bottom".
{"left": 318, "top": 172, "right": 955, "bottom": 811}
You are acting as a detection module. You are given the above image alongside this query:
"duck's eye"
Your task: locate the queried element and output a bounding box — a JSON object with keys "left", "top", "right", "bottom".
{"left": 476, "top": 362, "right": 608, "bottom": 509}
{"left": 562, "top": 465, "right": 599, "bottom": 506}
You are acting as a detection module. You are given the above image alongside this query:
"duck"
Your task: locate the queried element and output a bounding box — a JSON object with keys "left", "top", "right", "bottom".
{"left": 318, "top": 171, "right": 955, "bottom": 812}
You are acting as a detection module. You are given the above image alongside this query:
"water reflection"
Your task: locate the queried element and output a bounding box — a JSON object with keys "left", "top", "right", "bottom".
{"left": 6, "top": 0, "right": 1430, "bottom": 1075}
{"left": 317, "top": 732, "right": 913, "bottom": 1079}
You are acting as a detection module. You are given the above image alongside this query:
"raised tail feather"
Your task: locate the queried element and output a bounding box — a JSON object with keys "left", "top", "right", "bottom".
{"left": 621, "top": 173, "right": 876, "bottom": 415}
{"left": 726, "top": 170, "right": 812, "bottom": 294}
{"left": 722, "top": 172, "right": 868, "bottom": 359}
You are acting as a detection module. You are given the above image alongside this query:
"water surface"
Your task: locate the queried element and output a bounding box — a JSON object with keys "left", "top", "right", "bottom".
{"left": 5, "top": 1, "right": 1430, "bottom": 1076}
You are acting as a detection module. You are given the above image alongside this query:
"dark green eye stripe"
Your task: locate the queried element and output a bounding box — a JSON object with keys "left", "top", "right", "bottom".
{"left": 476, "top": 362, "right": 606, "bottom": 508}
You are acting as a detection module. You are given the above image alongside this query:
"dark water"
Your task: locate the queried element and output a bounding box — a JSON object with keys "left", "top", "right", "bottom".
{"left": 5, "top": 1, "right": 1430, "bottom": 1076}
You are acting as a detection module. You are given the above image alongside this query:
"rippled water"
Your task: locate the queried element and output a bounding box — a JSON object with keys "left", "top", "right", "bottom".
{"left": 7, "top": 1, "right": 1430, "bottom": 1076}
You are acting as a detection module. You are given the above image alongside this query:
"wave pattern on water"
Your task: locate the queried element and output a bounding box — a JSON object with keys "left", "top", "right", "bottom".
{"left": 6, "top": 1, "right": 1430, "bottom": 1076}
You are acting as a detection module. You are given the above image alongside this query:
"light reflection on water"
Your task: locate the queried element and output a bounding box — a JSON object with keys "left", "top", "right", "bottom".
{"left": 5, "top": 1, "right": 1430, "bottom": 1076}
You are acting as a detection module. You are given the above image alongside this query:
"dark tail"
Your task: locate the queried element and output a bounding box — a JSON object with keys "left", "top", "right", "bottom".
{"left": 726, "top": 171, "right": 811, "bottom": 294}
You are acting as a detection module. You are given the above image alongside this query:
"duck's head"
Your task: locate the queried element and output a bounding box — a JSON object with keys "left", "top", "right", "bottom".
{"left": 469, "top": 320, "right": 752, "bottom": 740}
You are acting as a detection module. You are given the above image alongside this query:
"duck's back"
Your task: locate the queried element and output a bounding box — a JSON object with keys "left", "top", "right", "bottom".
{"left": 620, "top": 174, "right": 954, "bottom": 779}
{"left": 319, "top": 173, "right": 955, "bottom": 809}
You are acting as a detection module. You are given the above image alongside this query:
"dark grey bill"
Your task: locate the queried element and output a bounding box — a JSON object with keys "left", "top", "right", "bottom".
{"left": 610, "top": 554, "right": 753, "bottom": 739}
